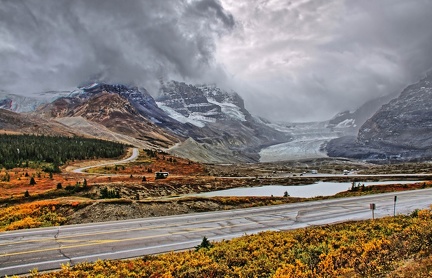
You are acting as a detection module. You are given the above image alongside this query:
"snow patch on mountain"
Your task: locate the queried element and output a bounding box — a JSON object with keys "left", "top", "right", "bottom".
{"left": 207, "top": 98, "right": 246, "bottom": 121}
{"left": 198, "top": 84, "right": 247, "bottom": 122}
{"left": 157, "top": 81, "right": 248, "bottom": 126}
{"left": 156, "top": 102, "right": 213, "bottom": 127}
{"left": 334, "top": 119, "right": 356, "bottom": 128}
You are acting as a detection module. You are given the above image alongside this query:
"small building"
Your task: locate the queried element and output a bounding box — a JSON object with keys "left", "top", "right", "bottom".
{"left": 155, "top": 172, "right": 169, "bottom": 179}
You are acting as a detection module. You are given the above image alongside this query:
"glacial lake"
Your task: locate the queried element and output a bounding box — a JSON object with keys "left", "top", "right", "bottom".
{"left": 192, "top": 181, "right": 420, "bottom": 198}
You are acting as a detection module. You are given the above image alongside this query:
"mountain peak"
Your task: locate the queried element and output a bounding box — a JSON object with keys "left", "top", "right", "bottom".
{"left": 156, "top": 81, "right": 248, "bottom": 127}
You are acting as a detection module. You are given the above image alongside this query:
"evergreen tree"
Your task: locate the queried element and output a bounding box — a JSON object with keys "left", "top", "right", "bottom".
{"left": 0, "top": 134, "right": 126, "bottom": 170}
{"left": 29, "top": 177, "right": 36, "bottom": 185}
{"left": 195, "top": 236, "right": 213, "bottom": 251}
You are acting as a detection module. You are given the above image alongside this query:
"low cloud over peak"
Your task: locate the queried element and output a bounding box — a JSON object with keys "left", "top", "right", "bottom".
{"left": 218, "top": 0, "right": 432, "bottom": 122}
{"left": 0, "top": 0, "right": 234, "bottom": 94}
{"left": 1, "top": 0, "right": 432, "bottom": 122}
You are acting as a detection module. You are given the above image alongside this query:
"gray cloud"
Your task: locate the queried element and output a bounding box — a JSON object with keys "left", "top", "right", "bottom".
{"left": 218, "top": 0, "right": 432, "bottom": 122}
{"left": 1, "top": 0, "right": 432, "bottom": 123}
{"left": 0, "top": 0, "right": 234, "bottom": 94}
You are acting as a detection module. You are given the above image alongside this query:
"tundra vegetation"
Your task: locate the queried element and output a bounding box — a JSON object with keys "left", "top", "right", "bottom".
{"left": 19, "top": 207, "right": 432, "bottom": 277}
{"left": 1, "top": 134, "right": 432, "bottom": 277}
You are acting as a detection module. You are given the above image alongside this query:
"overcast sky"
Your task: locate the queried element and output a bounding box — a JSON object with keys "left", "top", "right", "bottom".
{"left": 1, "top": 0, "right": 432, "bottom": 122}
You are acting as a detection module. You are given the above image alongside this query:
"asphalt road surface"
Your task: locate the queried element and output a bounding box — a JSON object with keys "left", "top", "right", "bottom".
{"left": 1, "top": 188, "right": 432, "bottom": 276}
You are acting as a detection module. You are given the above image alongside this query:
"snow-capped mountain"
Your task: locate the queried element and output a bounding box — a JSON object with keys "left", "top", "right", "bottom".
{"left": 156, "top": 81, "right": 249, "bottom": 127}
{"left": 3, "top": 73, "right": 432, "bottom": 163}
{"left": 0, "top": 81, "right": 289, "bottom": 163}
{"left": 156, "top": 81, "right": 289, "bottom": 162}
{"left": 198, "top": 84, "right": 248, "bottom": 122}
{"left": 326, "top": 72, "right": 432, "bottom": 161}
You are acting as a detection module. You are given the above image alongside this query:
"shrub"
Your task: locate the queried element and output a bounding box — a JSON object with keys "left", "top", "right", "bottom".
{"left": 29, "top": 177, "right": 36, "bottom": 185}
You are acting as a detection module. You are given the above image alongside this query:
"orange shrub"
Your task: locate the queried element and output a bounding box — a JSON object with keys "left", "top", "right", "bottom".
{"left": 24, "top": 207, "right": 432, "bottom": 278}
{"left": 0, "top": 200, "right": 68, "bottom": 231}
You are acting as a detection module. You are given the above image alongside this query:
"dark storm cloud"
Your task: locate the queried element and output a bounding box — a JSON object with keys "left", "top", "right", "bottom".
{"left": 0, "top": 0, "right": 234, "bottom": 94}
{"left": 219, "top": 0, "right": 432, "bottom": 122}
{"left": 2, "top": 0, "right": 432, "bottom": 123}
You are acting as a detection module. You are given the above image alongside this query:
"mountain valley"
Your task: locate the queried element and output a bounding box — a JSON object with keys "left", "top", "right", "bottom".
{"left": 2, "top": 77, "right": 432, "bottom": 278}
{"left": 2, "top": 73, "right": 432, "bottom": 164}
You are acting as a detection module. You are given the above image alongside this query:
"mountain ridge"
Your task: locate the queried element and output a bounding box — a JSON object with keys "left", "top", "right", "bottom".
{"left": 0, "top": 81, "right": 289, "bottom": 163}
{"left": 326, "top": 73, "right": 432, "bottom": 162}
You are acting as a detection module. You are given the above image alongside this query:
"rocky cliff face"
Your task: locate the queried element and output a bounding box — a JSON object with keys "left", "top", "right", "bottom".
{"left": 156, "top": 81, "right": 249, "bottom": 126}
{"left": 156, "top": 81, "right": 289, "bottom": 162}
{"left": 358, "top": 73, "right": 432, "bottom": 158}
{"left": 326, "top": 73, "right": 432, "bottom": 161}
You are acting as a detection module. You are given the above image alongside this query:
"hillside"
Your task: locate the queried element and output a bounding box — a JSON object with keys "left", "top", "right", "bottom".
{"left": 326, "top": 73, "right": 432, "bottom": 162}
{"left": 37, "top": 90, "right": 181, "bottom": 149}
{"left": 0, "top": 108, "right": 83, "bottom": 137}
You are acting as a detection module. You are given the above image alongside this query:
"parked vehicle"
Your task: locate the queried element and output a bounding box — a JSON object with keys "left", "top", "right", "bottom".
{"left": 155, "top": 172, "right": 169, "bottom": 179}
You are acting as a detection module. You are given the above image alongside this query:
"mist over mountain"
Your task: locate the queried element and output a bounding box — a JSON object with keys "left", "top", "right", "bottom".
{"left": 2, "top": 0, "right": 432, "bottom": 163}
{"left": 0, "top": 0, "right": 233, "bottom": 97}
{"left": 2, "top": 72, "right": 432, "bottom": 163}
{"left": 1, "top": 1, "right": 432, "bottom": 122}
{"left": 326, "top": 72, "right": 432, "bottom": 162}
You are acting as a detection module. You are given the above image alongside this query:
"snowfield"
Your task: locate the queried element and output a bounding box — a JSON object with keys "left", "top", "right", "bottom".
{"left": 259, "top": 121, "right": 342, "bottom": 162}
{"left": 259, "top": 137, "right": 333, "bottom": 162}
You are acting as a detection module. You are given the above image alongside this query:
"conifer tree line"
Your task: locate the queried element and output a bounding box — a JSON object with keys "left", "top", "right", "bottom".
{"left": 0, "top": 134, "right": 127, "bottom": 169}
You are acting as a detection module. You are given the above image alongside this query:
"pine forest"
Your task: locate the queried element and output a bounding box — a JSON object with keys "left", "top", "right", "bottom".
{"left": 0, "top": 134, "right": 127, "bottom": 170}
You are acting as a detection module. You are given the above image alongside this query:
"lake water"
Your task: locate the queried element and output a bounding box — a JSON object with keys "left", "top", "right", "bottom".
{"left": 192, "top": 181, "right": 420, "bottom": 198}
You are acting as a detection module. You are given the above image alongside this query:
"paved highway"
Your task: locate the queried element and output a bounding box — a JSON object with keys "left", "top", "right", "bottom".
{"left": 1, "top": 188, "right": 432, "bottom": 276}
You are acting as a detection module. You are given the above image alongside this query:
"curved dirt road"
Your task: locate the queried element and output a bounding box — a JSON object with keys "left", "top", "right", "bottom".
{"left": 71, "top": 148, "right": 139, "bottom": 174}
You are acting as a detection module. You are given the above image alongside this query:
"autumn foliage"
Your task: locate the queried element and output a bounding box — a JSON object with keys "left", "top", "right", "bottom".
{"left": 0, "top": 200, "right": 83, "bottom": 231}
{"left": 23, "top": 207, "right": 432, "bottom": 278}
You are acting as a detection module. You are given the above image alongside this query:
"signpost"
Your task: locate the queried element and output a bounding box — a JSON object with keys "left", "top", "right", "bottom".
{"left": 370, "top": 203, "right": 376, "bottom": 220}
{"left": 394, "top": 196, "right": 397, "bottom": 216}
